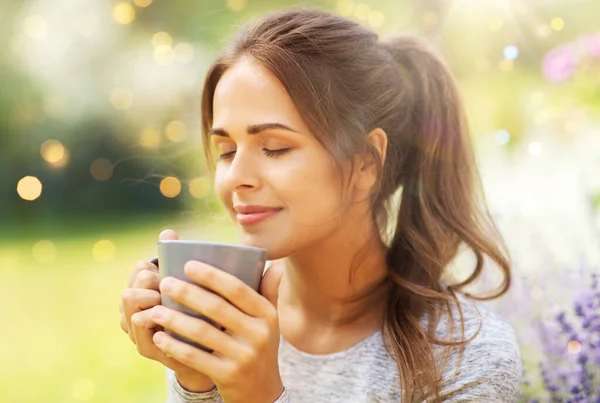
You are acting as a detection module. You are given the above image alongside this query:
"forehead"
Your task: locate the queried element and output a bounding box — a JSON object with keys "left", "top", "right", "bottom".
{"left": 212, "top": 59, "right": 308, "bottom": 132}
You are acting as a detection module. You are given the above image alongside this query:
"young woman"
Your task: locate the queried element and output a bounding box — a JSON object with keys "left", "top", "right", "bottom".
{"left": 120, "top": 8, "right": 521, "bottom": 403}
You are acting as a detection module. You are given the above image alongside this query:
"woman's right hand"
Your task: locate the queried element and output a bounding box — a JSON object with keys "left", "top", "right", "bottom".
{"left": 119, "top": 229, "right": 216, "bottom": 393}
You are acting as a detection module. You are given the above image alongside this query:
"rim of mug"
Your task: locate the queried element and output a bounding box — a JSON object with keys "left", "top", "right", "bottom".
{"left": 157, "top": 239, "right": 266, "bottom": 253}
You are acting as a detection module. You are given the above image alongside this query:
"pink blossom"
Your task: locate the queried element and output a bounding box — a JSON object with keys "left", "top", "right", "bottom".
{"left": 578, "top": 32, "right": 600, "bottom": 59}
{"left": 542, "top": 44, "right": 578, "bottom": 83}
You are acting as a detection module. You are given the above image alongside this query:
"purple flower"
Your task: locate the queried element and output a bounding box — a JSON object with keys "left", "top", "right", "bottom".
{"left": 529, "top": 271, "right": 600, "bottom": 400}
{"left": 542, "top": 44, "right": 579, "bottom": 83}
{"left": 578, "top": 33, "right": 600, "bottom": 59}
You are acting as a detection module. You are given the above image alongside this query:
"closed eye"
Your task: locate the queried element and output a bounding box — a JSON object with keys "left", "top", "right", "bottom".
{"left": 218, "top": 148, "right": 291, "bottom": 161}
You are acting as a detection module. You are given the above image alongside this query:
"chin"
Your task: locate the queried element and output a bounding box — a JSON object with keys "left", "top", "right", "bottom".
{"left": 237, "top": 231, "right": 292, "bottom": 261}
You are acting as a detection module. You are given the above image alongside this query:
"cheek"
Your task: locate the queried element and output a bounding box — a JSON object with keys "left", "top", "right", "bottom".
{"left": 214, "top": 167, "right": 230, "bottom": 207}
{"left": 273, "top": 152, "right": 343, "bottom": 223}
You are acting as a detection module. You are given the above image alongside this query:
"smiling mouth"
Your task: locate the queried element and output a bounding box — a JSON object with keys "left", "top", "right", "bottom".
{"left": 233, "top": 205, "right": 283, "bottom": 226}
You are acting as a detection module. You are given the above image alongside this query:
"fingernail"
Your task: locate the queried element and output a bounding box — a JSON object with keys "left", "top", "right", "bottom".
{"left": 152, "top": 306, "right": 165, "bottom": 319}
{"left": 154, "top": 332, "right": 165, "bottom": 346}
{"left": 185, "top": 261, "right": 200, "bottom": 276}
{"left": 161, "top": 278, "right": 175, "bottom": 293}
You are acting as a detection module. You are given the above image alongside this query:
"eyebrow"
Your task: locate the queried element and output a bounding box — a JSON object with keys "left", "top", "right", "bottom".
{"left": 208, "top": 122, "right": 299, "bottom": 137}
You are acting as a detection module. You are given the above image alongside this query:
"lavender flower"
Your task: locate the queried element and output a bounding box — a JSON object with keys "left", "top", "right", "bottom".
{"left": 528, "top": 271, "right": 600, "bottom": 401}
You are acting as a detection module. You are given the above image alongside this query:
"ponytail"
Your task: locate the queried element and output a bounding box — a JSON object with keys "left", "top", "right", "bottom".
{"left": 378, "top": 36, "right": 512, "bottom": 401}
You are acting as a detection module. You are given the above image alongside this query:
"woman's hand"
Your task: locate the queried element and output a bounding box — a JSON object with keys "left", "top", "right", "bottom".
{"left": 150, "top": 259, "right": 285, "bottom": 403}
{"left": 119, "top": 229, "right": 216, "bottom": 393}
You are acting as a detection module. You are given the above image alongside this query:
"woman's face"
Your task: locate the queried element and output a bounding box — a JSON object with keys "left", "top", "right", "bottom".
{"left": 210, "top": 59, "right": 352, "bottom": 259}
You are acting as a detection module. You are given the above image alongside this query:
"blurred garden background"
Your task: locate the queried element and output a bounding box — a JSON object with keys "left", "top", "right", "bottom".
{"left": 1, "top": 0, "right": 599, "bottom": 402}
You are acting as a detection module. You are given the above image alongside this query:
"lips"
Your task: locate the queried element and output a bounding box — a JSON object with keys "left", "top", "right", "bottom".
{"left": 234, "top": 205, "right": 283, "bottom": 225}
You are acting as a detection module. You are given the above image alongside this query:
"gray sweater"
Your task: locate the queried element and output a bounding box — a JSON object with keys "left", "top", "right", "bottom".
{"left": 165, "top": 298, "right": 522, "bottom": 402}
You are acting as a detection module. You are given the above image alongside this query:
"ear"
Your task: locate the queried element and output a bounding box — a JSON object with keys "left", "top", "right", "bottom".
{"left": 353, "top": 127, "right": 388, "bottom": 192}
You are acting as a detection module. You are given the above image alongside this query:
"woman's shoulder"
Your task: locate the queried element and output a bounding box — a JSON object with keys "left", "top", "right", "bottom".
{"left": 428, "top": 295, "right": 523, "bottom": 401}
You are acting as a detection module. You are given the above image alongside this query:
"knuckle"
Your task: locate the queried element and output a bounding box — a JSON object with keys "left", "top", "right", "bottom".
{"left": 121, "top": 288, "right": 134, "bottom": 301}
{"left": 179, "top": 346, "right": 197, "bottom": 366}
{"left": 255, "top": 325, "right": 271, "bottom": 344}
{"left": 134, "top": 260, "right": 150, "bottom": 271}
{"left": 131, "top": 312, "right": 143, "bottom": 328}
{"left": 203, "top": 297, "right": 225, "bottom": 318}
{"left": 238, "top": 346, "right": 257, "bottom": 367}
{"left": 230, "top": 283, "right": 246, "bottom": 300}
{"left": 136, "top": 270, "right": 157, "bottom": 288}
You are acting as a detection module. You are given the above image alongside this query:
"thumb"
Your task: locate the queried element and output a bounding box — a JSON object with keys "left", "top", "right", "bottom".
{"left": 159, "top": 229, "right": 179, "bottom": 241}
{"left": 259, "top": 260, "right": 284, "bottom": 307}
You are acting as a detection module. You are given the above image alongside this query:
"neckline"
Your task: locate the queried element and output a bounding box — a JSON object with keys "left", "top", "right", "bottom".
{"left": 279, "top": 329, "right": 383, "bottom": 361}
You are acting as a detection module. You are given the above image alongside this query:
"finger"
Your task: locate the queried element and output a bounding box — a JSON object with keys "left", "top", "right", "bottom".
{"left": 150, "top": 306, "right": 241, "bottom": 358}
{"left": 120, "top": 313, "right": 128, "bottom": 334}
{"left": 130, "top": 310, "right": 207, "bottom": 375}
{"left": 260, "top": 260, "right": 285, "bottom": 307}
{"left": 131, "top": 309, "right": 163, "bottom": 359}
{"left": 122, "top": 288, "right": 161, "bottom": 343}
{"left": 159, "top": 229, "right": 179, "bottom": 241}
{"left": 153, "top": 331, "right": 224, "bottom": 381}
{"left": 132, "top": 269, "right": 160, "bottom": 291}
{"left": 183, "top": 261, "right": 270, "bottom": 318}
{"left": 160, "top": 277, "right": 251, "bottom": 335}
{"left": 128, "top": 260, "right": 159, "bottom": 288}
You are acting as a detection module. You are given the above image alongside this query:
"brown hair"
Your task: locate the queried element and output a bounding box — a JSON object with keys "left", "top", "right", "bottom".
{"left": 200, "top": 8, "right": 511, "bottom": 402}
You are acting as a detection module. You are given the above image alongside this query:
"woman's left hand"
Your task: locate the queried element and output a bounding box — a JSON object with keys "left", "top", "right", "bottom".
{"left": 150, "top": 260, "right": 284, "bottom": 403}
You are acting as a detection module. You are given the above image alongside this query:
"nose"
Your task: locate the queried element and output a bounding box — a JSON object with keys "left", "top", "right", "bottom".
{"left": 222, "top": 148, "right": 261, "bottom": 192}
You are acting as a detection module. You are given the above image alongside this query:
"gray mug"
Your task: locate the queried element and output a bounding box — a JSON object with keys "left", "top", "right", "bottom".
{"left": 154, "top": 240, "right": 267, "bottom": 352}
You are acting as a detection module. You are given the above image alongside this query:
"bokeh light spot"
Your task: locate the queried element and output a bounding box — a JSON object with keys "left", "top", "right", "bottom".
{"left": 152, "top": 31, "right": 172, "bottom": 47}
{"left": 160, "top": 177, "right": 181, "bottom": 198}
{"left": 567, "top": 340, "right": 581, "bottom": 355}
{"left": 354, "top": 4, "right": 370, "bottom": 20}
{"left": 114, "top": 3, "right": 135, "bottom": 25}
{"left": 139, "top": 128, "right": 161, "bottom": 149}
{"left": 503, "top": 45, "right": 519, "bottom": 60}
{"left": 154, "top": 45, "right": 174, "bottom": 65}
{"left": 423, "top": 11, "right": 438, "bottom": 26}
{"left": 227, "top": 0, "right": 247, "bottom": 11}
{"left": 336, "top": 0, "right": 354, "bottom": 16}
{"left": 189, "top": 177, "right": 211, "bottom": 199}
{"left": 110, "top": 87, "right": 133, "bottom": 110}
{"left": 24, "top": 15, "right": 47, "bottom": 39}
{"left": 92, "top": 240, "right": 116, "bottom": 262}
{"left": 174, "top": 43, "right": 194, "bottom": 63}
{"left": 17, "top": 176, "right": 42, "bottom": 201}
{"left": 72, "top": 378, "right": 96, "bottom": 401}
{"left": 550, "top": 17, "right": 564, "bottom": 31}
{"left": 90, "top": 159, "right": 113, "bottom": 181}
{"left": 368, "top": 11, "right": 385, "bottom": 28}
{"left": 133, "top": 0, "right": 153, "bottom": 7}
{"left": 495, "top": 130, "right": 510, "bottom": 146}
{"left": 32, "top": 240, "right": 56, "bottom": 264}
{"left": 165, "top": 120, "right": 187, "bottom": 142}
{"left": 40, "top": 139, "right": 65, "bottom": 164}
{"left": 530, "top": 286, "right": 544, "bottom": 301}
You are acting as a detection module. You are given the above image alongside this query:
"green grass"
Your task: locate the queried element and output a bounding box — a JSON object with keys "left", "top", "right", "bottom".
{"left": 0, "top": 213, "right": 237, "bottom": 403}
